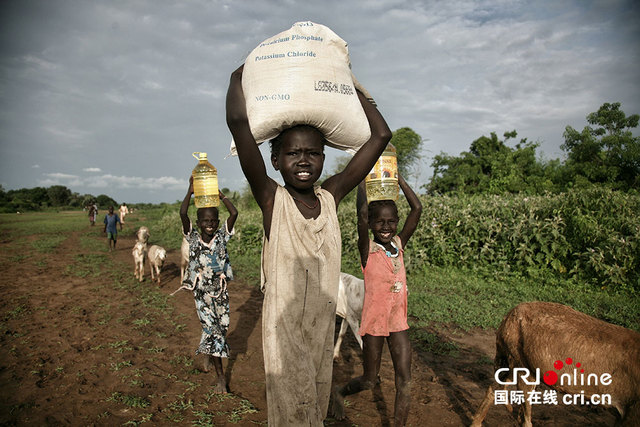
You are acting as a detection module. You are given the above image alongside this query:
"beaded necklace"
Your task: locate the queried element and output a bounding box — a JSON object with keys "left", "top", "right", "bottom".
{"left": 375, "top": 240, "right": 399, "bottom": 258}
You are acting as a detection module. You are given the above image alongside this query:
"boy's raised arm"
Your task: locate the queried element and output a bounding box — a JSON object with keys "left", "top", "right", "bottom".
{"left": 397, "top": 174, "right": 422, "bottom": 248}
{"left": 323, "top": 90, "right": 392, "bottom": 205}
{"left": 226, "top": 65, "right": 276, "bottom": 209}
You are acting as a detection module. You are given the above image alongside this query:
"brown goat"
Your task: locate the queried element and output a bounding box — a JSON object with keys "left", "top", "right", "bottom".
{"left": 471, "top": 301, "right": 640, "bottom": 426}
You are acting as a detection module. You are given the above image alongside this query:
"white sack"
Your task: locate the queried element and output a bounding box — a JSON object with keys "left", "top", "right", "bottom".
{"left": 230, "top": 21, "right": 374, "bottom": 156}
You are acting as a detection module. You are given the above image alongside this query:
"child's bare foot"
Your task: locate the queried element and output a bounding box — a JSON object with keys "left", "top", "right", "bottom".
{"left": 213, "top": 376, "right": 228, "bottom": 394}
{"left": 331, "top": 387, "right": 346, "bottom": 420}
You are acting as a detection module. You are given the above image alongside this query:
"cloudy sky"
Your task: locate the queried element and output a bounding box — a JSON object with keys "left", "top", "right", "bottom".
{"left": 1, "top": 0, "right": 638, "bottom": 204}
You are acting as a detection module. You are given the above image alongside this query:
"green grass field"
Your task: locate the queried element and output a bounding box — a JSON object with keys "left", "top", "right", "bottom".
{"left": 2, "top": 193, "right": 638, "bottom": 333}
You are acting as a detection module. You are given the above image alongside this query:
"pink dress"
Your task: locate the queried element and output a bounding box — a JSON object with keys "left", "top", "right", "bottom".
{"left": 360, "top": 236, "right": 409, "bottom": 336}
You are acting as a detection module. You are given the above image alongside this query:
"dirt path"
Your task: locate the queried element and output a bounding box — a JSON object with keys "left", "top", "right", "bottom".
{"left": 0, "top": 216, "right": 619, "bottom": 426}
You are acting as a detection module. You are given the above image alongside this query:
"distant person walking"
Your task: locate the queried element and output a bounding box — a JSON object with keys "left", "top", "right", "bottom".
{"left": 88, "top": 203, "right": 98, "bottom": 226}
{"left": 103, "top": 206, "right": 122, "bottom": 252}
{"left": 119, "top": 203, "right": 129, "bottom": 224}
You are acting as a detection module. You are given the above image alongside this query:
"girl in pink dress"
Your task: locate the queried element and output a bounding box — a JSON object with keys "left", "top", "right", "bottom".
{"left": 332, "top": 173, "right": 422, "bottom": 426}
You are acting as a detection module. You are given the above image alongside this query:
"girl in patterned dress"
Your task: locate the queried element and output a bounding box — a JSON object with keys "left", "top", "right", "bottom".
{"left": 332, "top": 174, "right": 422, "bottom": 426}
{"left": 176, "top": 176, "right": 238, "bottom": 393}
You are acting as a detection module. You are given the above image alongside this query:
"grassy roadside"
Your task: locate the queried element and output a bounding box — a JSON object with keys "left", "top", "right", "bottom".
{"left": 101, "top": 200, "right": 640, "bottom": 332}
{"left": 5, "top": 207, "right": 636, "bottom": 332}
{"left": 406, "top": 265, "right": 639, "bottom": 331}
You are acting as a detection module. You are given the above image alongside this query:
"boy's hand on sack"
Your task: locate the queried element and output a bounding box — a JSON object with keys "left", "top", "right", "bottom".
{"left": 231, "top": 64, "right": 244, "bottom": 78}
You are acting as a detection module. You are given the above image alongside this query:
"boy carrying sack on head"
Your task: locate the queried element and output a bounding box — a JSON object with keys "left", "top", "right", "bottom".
{"left": 226, "top": 59, "right": 391, "bottom": 424}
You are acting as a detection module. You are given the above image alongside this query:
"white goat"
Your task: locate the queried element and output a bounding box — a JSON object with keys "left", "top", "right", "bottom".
{"left": 147, "top": 244, "right": 167, "bottom": 284}
{"left": 471, "top": 301, "right": 640, "bottom": 427}
{"left": 132, "top": 241, "right": 146, "bottom": 282}
{"left": 136, "top": 226, "right": 150, "bottom": 244}
{"left": 180, "top": 237, "right": 189, "bottom": 284}
{"left": 333, "top": 272, "right": 365, "bottom": 360}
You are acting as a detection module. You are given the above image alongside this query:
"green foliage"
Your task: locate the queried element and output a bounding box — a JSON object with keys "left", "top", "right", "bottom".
{"left": 148, "top": 206, "right": 184, "bottom": 251}
{"left": 428, "top": 102, "right": 639, "bottom": 195}
{"left": 226, "top": 202, "right": 263, "bottom": 284}
{"left": 31, "top": 235, "right": 67, "bottom": 253}
{"left": 340, "top": 188, "right": 639, "bottom": 329}
{"left": 96, "top": 194, "right": 118, "bottom": 208}
{"left": 390, "top": 127, "right": 424, "bottom": 178}
{"left": 393, "top": 188, "right": 639, "bottom": 292}
{"left": 0, "top": 211, "right": 81, "bottom": 239}
{"left": 0, "top": 185, "right": 119, "bottom": 213}
{"left": 562, "top": 102, "right": 640, "bottom": 190}
{"left": 428, "top": 131, "right": 560, "bottom": 195}
{"left": 407, "top": 264, "right": 639, "bottom": 331}
{"left": 47, "top": 185, "right": 72, "bottom": 206}
{"left": 0, "top": 187, "right": 49, "bottom": 212}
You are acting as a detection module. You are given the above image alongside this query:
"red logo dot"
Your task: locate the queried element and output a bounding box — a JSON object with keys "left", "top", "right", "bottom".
{"left": 576, "top": 362, "right": 581, "bottom": 368}
{"left": 554, "top": 360, "right": 564, "bottom": 370}
{"left": 565, "top": 357, "right": 573, "bottom": 365}
{"left": 543, "top": 370, "right": 558, "bottom": 386}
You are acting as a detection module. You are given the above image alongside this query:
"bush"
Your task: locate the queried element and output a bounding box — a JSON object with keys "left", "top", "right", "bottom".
{"left": 351, "top": 188, "right": 639, "bottom": 292}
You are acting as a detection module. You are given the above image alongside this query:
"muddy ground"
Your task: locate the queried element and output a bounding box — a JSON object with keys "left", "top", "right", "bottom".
{"left": 0, "top": 212, "right": 619, "bottom": 426}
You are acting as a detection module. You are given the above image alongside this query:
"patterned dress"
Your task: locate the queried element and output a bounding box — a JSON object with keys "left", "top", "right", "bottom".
{"left": 181, "top": 222, "right": 234, "bottom": 357}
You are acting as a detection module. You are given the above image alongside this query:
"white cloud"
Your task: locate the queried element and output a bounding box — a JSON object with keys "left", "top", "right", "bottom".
{"left": 86, "top": 174, "right": 184, "bottom": 190}
{"left": 44, "top": 172, "right": 79, "bottom": 180}
{"left": 143, "top": 80, "right": 163, "bottom": 90}
{"left": 38, "top": 172, "right": 83, "bottom": 188}
{"left": 22, "top": 54, "right": 58, "bottom": 71}
{"left": 83, "top": 167, "right": 102, "bottom": 172}
{"left": 36, "top": 171, "right": 184, "bottom": 196}
{"left": 44, "top": 126, "right": 91, "bottom": 141}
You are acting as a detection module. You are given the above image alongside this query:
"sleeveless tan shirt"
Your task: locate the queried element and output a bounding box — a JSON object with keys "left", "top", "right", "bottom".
{"left": 261, "top": 185, "right": 341, "bottom": 426}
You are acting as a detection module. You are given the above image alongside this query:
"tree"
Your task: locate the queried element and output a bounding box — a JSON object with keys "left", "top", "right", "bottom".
{"left": 390, "top": 127, "right": 424, "bottom": 178}
{"left": 25, "top": 187, "right": 49, "bottom": 207}
{"left": 47, "top": 185, "right": 72, "bottom": 206}
{"left": 0, "top": 185, "right": 8, "bottom": 206}
{"left": 561, "top": 102, "right": 639, "bottom": 190}
{"left": 428, "top": 131, "right": 557, "bottom": 194}
{"left": 80, "top": 194, "right": 96, "bottom": 208}
{"left": 96, "top": 194, "right": 118, "bottom": 208}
